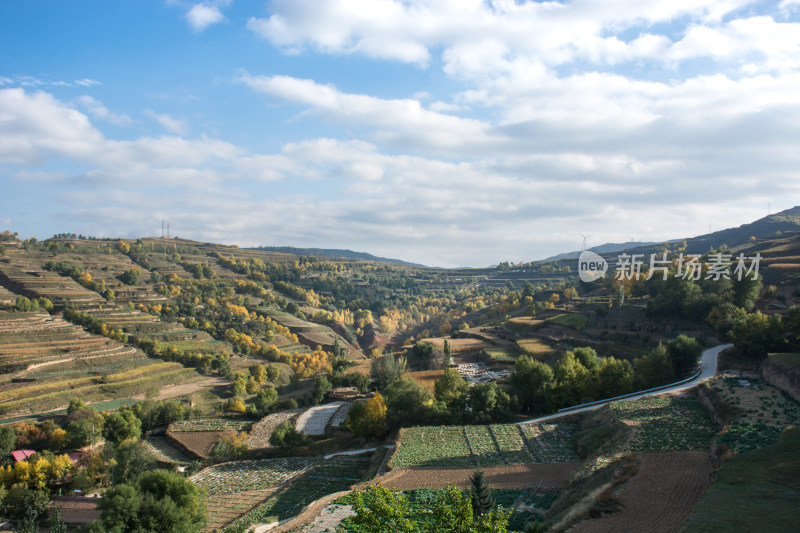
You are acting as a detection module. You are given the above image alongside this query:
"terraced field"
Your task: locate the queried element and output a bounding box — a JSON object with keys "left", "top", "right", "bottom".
{"left": 191, "top": 457, "right": 314, "bottom": 495}
{"left": 0, "top": 310, "right": 201, "bottom": 416}
{"left": 144, "top": 436, "right": 192, "bottom": 465}
{"left": 295, "top": 402, "right": 345, "bottom": 435}
{"left": 391, "top": 423, "right": 579, "bottom": 468}
{"left": 84, "top": 305, "right": 230, "bottom": 354}
{"left": 169, "top": 418, "right": 252, "bottom": 432}
{"left": 709, "top": 374, "right": 800, "bottom": 453}
{"left": 611, "top": 397, "right": 716, "bottom": 453}
{"left": 0, "top": 285, "right": 15, "bottom": 306}
{"left": 204, "top": 490, "right": 277, "bottom": 532}
{"left": 247, "top": 408, "right": 304, "bottom": 449}
{"left": 219, "top": 455, "right": 372, "bottom": 532}
{"left": 0, "top": 261, "right": 105, "bottom": 307}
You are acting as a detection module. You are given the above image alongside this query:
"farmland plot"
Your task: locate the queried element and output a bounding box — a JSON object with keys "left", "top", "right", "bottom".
{"left": 190, "top": 457, "right": 314, "bottom": 495}
{"left": 247, "top": 408, "right": 304, "bottom": 449}
{"left": 205, "top": 490, "right": 276, "bottom": 532}
{"left": 709, "top": 374, "right": 800, "bottom": 453}
{"left": 144, "top": 437, "right": 191, "bottom": 465}
{"left": 520, "top": 423, "right": 580, "bottom": 463}
{"left": 169, "top": 418, "right": 252, "bottom": 432}
{"left": 220, "top": 456, "right": 372, "bottom": 532}
{"left": 455, "top": 362, "right": 512, "bottom": 385}
{"left": 329, "top": 402, "right": 353, "bottom": 427}
{"left": 295, "top": 402, "right": 344, "bottom": 435}
{"left": 490, "top": 424, "right": 534, "bottom": 464}
{"left": 464, "top": 425, "right": 505, "bottom": 466}
{"left": 392, "top": 426, "right": 474, "bottom": 468}
{"left": 611, "top": 397, "right": 715, "bottom": 453}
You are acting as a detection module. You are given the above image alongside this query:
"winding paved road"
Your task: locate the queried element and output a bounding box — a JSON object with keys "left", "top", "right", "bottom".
{"left": 518, "top": 343, "right": 732, "bottom": 425}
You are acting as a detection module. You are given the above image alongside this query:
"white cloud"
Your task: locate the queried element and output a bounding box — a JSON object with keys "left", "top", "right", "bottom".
{"left": 75, "top": 95, "right": 135, "bottom": 126}
{"left": 186, "top": 3, "right": 225, "bottom": 32}
{"left": 0, "top": 217, "right": 11, "bottom": 226}
{"left": 74, "top": 78, "right": 101, "bottom": 87}
{"left": 145, "top": 110, "right": 190, "bottom": 136}
{"left": 237, "top": 73, "right": 503, "bottom": 155}
{"left": 248, "top": 0, "right": 764, "bottom": 69}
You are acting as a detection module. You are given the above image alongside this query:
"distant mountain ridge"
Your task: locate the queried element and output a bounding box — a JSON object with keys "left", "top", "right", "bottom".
{"left": 545, "top": 241, "right": 656, "bottom": 261}
{"left": 681, "top": 206, "right": 800, "bottom": 253}
{"left": 542, "top": 206, "right": 800, "bottom": 263}
{"left": 252, "top": 246, "right": 427, "bottom": 267}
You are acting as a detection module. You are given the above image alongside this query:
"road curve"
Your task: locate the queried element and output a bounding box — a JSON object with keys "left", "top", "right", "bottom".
{"left": 517, "top": 343, "right": 732, "bottom": 425}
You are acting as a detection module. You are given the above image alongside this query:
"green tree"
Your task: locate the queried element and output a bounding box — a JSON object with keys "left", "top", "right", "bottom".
{"left": 351, "top": 482, "right": 414, "bottom": 533}
{"left": 731, "top": 274, "right": 763, "bottom": 310}
{"left": 435, "top": 368, "right": 468, "bottom": 410}
{"left": 510, "top": 356, "right": 554, "bottom": 413}
{"left": 729, "top": 310, "right": 784, "bottom": 359}
{"left": 470, "top": 470, "right": 494, "bottom": 518}
{"left": 312, "top": 375, "right": 332, "bottom": 404}
{"left": 633, "top": 345, "right": 675, "bottom": 389}
{"left": 91, "top": 470, "right": 206, "bottom": 533}
{"left": 666, "top": 335, "right": 703, "bottom": 375}
{"left": 254, "top": 387, "right": 278, "bottom": 416}
{"left": 0, "top": 426, "right": 16, "bottom": 466}
{"left": 552, "top": 352, "right": 591, "bottom": 406}
{"left": 1, "top": 485, "right": 49, "bottom": 523}
{"left": 104, "top": 440, "right": 157, "bottom": 483}
{"left": 384, "top": 378, "right": 431, "bottom": 427}
{"left": 428, "top": 484, "right": 510, "bottom": 533}
{"left": 102, "top": 410, "right": 142, "bottom": 444}
{"left": 249, "top": 364, "right": 267, "bottom": 384}
{"left": 572, "top": 347, "right": 599, "bottom": 371}
{"left": 66, "top": 415, "right": 102, "bottom": 449}
{"left": 469, "top": 383, "right": 513, "bottom": 424}
{"left": 67, "top": 398, "right": 88, "bottom": 415}
{"left": 595, "top": 357, "right": 634, "bottom": 398}
{"left": 269, "top": 420, "right": 308, "bottom": 451}
{"left": 371, "top": 354, "right": 407, "bottom": 390}
{"left": 48, "top": 503, "right": 68, "bottom": 533}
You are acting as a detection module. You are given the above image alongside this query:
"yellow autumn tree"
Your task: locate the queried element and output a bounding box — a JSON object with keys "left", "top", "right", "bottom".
{"left": 347, "top": 393, "right": 387, "bottom": 438}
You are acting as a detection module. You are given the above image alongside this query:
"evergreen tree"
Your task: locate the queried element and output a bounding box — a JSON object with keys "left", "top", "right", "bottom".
{"left": 48, "top": 504, "right": 68, "bottom": 533}
{"left": 470, "top": 470, "right": 494, "bottom": 518}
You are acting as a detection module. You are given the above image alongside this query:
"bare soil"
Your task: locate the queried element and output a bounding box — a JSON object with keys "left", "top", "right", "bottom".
{"left": 132, "top": 376, "right": 228, "bottom": 401}
{"left": 379, "top": 463, "right": 579, "bottom": 491}
{"left": 166, "top": 430, "right": 221, "bottom": 459}
{"left": 569, "top": 451, "right": 713, "bottom": 533}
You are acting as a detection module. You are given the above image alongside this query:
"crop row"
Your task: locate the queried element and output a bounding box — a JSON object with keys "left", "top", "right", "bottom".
{"left": 329, "top": 402, "right": 353, "bottom": 427}
{"left": 170, "top": 417, "right": 252, "bottom": 433}
{"left": 246, "top": 408, "right": 304, "bottom": 449}
{"left": 295, "top": 402, "right": 344, "bottom": 435}
{"left": 612, "top": 397, "right": 715, "bottom": 453}
{"left": 519, "top": 423, "right": 580, "bottom": 462}
{"left": 394, "top": 423, "right": 580, "bottom": 468}
{"left": 220, "top": 456, "right": 372, "bottom": 533}
{"left": 190, "top": 457, "right": 314, "bottom": 495}
{"left": 392, "top": 426, "right": 474, "bottom": 468}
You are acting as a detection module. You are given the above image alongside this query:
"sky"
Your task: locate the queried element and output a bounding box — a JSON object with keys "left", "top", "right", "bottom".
{"left": 1, "top": 0, "right": 800, "bottom": 268}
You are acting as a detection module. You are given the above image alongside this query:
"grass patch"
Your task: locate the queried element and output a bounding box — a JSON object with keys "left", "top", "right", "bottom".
{"left": 683, "top": 426, "right": 800, "bottom": 532}
{"left": 546, "top": 313, "right": 588, "bottom": 330}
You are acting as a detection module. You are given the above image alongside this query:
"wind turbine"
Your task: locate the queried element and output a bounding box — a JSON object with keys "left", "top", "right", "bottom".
{"left": 580, "top": 233, "right": 592, "bottom": 251}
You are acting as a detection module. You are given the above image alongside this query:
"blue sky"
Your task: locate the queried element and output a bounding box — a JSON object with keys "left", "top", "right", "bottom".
{"left": 2, "top": 0, "right": 800, "bottom": 267}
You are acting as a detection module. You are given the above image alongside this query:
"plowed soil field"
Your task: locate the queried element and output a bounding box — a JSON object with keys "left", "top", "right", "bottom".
{"left": 570, "top": 451, "right": 713, "bottom": 533}
{"left": 381, "top": 462, "right": 578, "bottom": 490}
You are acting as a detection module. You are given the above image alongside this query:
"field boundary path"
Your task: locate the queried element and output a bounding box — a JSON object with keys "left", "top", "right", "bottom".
{"left": 518, "top": 344, "right": 732, "bottom": 425}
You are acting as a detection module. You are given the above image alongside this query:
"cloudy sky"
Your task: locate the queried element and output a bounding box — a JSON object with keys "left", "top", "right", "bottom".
{"left": 1, "top": 1, "right": 799, "bottom": 267}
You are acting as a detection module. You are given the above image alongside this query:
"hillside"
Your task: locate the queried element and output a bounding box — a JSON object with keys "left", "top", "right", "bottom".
{"left": 252, "top": 245, "right": 427, "bottom": 267}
